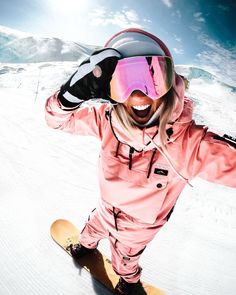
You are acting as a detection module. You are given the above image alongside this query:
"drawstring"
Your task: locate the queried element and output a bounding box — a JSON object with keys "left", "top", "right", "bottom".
{"left": 115, "top": 141, "right": 134, "bottom": 171}
{"left": 112, "top": 207, "right": 121, "bottom": 231}
{"left": 147, "top": 148, "right": 157, "bottom": 178}
{"left": 129, "top": 147, "right": 135, "bottom": 170}
{"left": 115, "top": 141, "right": 121, "bottom": 157}
{"left": 142, "top": 127, "right": 146, "bottom": 145}
{"left": 144, "top": 132, "right": 193, "bottom": 187}
{"left": 112, "top": 114, "right": 191, "bottom": 185}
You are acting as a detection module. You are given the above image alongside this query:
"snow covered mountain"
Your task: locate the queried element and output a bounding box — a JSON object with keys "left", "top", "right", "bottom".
{"left": 0, "top": 25, "right": 97, "bottom": 63}
{"left": 0, "top": 26, "right": 236, "bottom": 295}
{"left": 175, "top": 65, "right": 236, "bottom": 93}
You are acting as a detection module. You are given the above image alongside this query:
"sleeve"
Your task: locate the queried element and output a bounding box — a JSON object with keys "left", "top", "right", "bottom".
{"left": 190, "top": 128, "right": 236, "bottom": 188}
{"left": 45, "top": 92, "right": 110, "bottom": 140}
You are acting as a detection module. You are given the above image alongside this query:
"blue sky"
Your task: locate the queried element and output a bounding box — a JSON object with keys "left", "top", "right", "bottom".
{"left": 0, "top": 0, "right": 235, "bottom": 84}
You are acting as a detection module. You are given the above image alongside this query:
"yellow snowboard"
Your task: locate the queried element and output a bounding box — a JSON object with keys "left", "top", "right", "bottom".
{"left": 50, "top": 219, "right": 165, "bottom": 295}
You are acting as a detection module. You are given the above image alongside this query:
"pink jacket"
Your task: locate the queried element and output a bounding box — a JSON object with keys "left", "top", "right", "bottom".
{"left": 45, "top": 77, "right": 236, "bottom": 224}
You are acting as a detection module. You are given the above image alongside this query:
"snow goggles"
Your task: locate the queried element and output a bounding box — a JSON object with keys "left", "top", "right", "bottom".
{"left": 110, "top": 56, "right": 173, "bottom": 103}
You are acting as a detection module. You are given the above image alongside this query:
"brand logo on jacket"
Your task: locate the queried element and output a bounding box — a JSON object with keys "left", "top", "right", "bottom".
{"left": 154, "top": 168, "right": 168, "bottom": 176}
{"left": 154, "top": 163, "right": 169, "bottom": 176}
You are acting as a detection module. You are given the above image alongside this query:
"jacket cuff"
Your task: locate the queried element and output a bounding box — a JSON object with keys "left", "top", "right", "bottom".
{"left": 57, "top": 91, "right": 83, "bottom": 110}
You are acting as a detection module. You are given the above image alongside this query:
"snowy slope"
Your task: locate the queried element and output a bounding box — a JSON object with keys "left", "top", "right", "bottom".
{"left": 0, "top": 29, "right": 236, "bottom": 295}
{"left": 175, "top": 65, "right": 236, "bottom": 135}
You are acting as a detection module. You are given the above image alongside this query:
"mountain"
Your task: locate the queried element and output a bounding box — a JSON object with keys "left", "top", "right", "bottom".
{"left": 175, "top": 65, "right": 236, "bottom": 93}
{"left": 0, "top": 25, "right": 98, "bottom": 63}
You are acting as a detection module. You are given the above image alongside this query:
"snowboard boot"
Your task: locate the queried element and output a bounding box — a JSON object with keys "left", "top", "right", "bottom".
{"left": 69, "top": 243, "right": 95, "bottom": 259}
{"left": 114, "top": 277, "right": 141, "bottom": 295}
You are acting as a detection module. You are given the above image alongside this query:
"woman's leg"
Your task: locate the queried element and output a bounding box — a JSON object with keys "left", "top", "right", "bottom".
{"left": 80, "top": 208, "right": 108, "bottom": 249}
{"left": 109, "top": 234, "right": 145, "bottom": 283}
{"left": 107, "top": 208, "right": 166, "bottom": 284}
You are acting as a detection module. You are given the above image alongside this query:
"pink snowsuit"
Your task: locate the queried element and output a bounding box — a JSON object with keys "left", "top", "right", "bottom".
{"left": 45, "top": 73, "right": 236, "bottom": 283}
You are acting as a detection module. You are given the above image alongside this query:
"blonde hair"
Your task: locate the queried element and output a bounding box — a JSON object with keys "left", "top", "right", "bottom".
{"left": 113, "top": 87, "right": 177, "bottom": 149}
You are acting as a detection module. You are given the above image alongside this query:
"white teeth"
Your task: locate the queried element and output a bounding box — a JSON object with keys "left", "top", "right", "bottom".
{"left": 132, "top": 105, "right": 150, "bottom": 111}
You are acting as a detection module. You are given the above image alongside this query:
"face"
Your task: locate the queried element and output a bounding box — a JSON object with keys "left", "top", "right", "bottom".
{"left": 123, "top": 90, "right": 163, "bottom": 124}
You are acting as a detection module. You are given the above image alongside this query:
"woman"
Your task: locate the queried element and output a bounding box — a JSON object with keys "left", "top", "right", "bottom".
{"left": 45, "top": 28, "right": 236, "bottom": 295}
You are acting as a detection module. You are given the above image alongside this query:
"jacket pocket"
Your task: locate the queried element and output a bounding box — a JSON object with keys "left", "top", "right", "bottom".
{"left": 101, "top": 154, "right": 169, "bottom": 191}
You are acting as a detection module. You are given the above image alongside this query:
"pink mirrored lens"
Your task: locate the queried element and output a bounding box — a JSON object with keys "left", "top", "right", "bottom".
{"left": 110, "top": 56, "right": 173, "bottom": 103}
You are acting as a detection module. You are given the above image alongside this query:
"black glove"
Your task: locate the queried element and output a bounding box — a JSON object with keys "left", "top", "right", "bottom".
{"left": 58, "top": 48, "right": 121, "bottom": 108}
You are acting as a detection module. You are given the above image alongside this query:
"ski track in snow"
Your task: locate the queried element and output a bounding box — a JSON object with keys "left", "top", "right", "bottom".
{"left": 0, "top": 62, "right": 235, "bottom": 295}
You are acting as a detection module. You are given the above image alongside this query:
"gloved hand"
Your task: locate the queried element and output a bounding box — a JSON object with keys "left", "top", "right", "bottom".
{"left": 58, "top": 48, "right": 121, "bottom": 108}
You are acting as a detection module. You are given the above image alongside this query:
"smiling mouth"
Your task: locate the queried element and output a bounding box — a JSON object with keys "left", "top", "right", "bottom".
{"left": 132, "top": 105, "right": 151, "bottom": 118}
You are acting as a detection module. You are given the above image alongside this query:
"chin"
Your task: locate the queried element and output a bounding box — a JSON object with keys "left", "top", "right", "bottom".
{"left": 132, "top": 112, "right": 153, "bottom": 125}
{"left": 134, "top": 116, "right": 150, "bottom": 124}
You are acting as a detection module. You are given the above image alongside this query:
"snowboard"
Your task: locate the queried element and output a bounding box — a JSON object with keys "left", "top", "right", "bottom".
{"left": 50, "top": 219, "right": 165, "bottom": 295}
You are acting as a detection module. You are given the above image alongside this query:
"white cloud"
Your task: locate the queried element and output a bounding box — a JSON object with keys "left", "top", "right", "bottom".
{"left": 175, "top": 10, "right": 182, "bottom": 18}
{"left": 174, "top": 34, "right": 182, "bottom": 42}
{"left": 196, "top": 34, "right": 236, "bottom": 86}
{"left": 190, "top": 12, "right": 206, "bottom": 33}
{"left": 143, "top": 18, "right": 152, "bottom": 23}
{"left": 89, "top": 7, "right": 150, "bottom": 29}
{"left": 173, "top": 47, "right": 184, "bottom": 54}
{"left": 123, "top": 9, "right": 139, "bottom": 22}
{"left": 193, "top": 12, "right": 205, "bottom": 23}
{"left": 217, "top": 4, "right": 229, "bottom": 11}
{"left": 91, "top": 7, "right": 106, "bottom": 18}
{"left": 171, "top": 10, "right": 181, "bottom": 19}
{"left": 161, "top": 0, "right": 173, "bottom": 8}
{"left": 189, "top": 25, "right": 201, "bottom": 32}
{"left": 172, "top": 35, "right": 183, "bottom": 55}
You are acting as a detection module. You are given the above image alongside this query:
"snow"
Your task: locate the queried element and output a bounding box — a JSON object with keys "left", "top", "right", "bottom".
{"left": 0, "top": 29, "right": 236, "bottom": 295}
